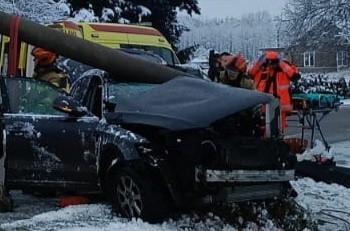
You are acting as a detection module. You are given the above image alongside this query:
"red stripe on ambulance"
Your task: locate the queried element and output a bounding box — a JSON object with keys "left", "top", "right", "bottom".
{"left": 89, "top": 24, "right": 162, "bottom": 36}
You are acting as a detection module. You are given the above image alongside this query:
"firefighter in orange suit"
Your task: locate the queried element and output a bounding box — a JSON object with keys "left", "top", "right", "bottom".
{"left": 248, "top": 51, "right": 300, "bottom": 131}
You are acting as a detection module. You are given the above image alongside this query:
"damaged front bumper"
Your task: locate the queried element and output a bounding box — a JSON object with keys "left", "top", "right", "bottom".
{"left": 195, "top": 168, "right": 295, "bottom": 183}
{"left": 194, "top": 167, "right": 296, "bottom": 204}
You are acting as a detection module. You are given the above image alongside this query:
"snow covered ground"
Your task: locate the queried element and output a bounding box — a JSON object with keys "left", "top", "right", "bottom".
{"left": 292, "top": 139, "right": 350, "bottom": 231}
{"left": 0, "top": 139, "right": 349, "bottom": 231}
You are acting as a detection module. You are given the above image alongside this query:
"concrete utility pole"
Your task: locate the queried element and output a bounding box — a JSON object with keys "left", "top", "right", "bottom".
{"left": 275, "top": 14, "right": 283, "bottom": 49}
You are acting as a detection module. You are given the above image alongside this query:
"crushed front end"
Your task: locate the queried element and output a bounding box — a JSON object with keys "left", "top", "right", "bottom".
{"left": 109, "top": 78, "right": 297, "bottom": 208}
{"left": 148, "top": 99, "right": 297, "bottom": 206}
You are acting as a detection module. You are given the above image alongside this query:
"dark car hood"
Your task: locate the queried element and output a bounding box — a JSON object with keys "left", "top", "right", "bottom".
{"left": 105, "top": 76, "right": 274, "bottom": 131}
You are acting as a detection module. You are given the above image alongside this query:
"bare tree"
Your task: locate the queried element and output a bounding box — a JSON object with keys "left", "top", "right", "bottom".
{"left": 179, "top": 11, "right": 277, "bottom": 61}
{"left": 282, "top": 0, "right": 350, "bottom": 47}
{"left": 0, "top": 0, "right": 69, "bottom": 24}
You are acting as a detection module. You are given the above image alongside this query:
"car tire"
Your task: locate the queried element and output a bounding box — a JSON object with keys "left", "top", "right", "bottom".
{"left": 108, "top": 166, "right": 171, "bottom": 222}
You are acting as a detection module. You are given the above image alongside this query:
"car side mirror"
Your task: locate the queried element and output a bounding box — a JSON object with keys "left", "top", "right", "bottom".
{"left": 53, "top": 95, "right": 89, "bottom": 117}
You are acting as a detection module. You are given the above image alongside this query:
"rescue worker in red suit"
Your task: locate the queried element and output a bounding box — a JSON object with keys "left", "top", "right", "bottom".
{"left": 248, "top": 51, "right": 300, "bottom": 131}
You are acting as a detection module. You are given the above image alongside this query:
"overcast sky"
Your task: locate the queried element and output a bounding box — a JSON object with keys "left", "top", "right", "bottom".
{"left": 196, "top": 0, "right": 287, "bottom": 19}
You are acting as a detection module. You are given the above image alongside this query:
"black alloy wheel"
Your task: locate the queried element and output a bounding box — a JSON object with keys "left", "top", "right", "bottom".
{"left": 115, "top": 172, "right": 143, "bottom": 218}
{"left": 109, "top": 166, "right": 173, "bottom": 222}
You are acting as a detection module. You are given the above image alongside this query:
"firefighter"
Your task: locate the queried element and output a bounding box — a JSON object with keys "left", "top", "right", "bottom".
{"left": 31, "top": 47, "right": 70, "bottom": 92}
{"left": 209, "top": 51, "right": 254, "bottom": 90}
{"left": 248, "top": 51, "right": 300, "bottom": 131}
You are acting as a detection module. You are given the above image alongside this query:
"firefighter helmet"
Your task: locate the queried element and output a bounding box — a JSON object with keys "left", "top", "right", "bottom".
{"left": 31, "top": 47, "right": 57, "bottom": 67}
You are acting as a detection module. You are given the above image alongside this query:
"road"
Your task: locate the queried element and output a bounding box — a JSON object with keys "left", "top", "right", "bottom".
{"left": 285, "top": 105, "right": 350, "bottom": 146}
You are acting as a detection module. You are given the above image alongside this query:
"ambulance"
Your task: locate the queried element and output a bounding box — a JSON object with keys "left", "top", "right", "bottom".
{"left": 0, "top": 21, "right": 180, "bottom": 77}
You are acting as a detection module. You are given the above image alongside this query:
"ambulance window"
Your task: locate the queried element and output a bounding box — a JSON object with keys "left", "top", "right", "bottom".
{"left": 119, "top": 44, "right": 178, "bottom": 66}
{"left": 160, "top": 48, "right": 175, "bottom": 65}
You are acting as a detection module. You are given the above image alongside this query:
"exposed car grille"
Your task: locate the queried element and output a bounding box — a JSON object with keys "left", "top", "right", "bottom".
{"left": 206, "top": 138, "right": 294, "bottom": 170}
{"left": 195, "top": 168, "right": 295, "bottom": 183}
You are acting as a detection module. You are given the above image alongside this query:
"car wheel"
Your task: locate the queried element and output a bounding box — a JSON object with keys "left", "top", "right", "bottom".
{"left": 108, "top": 166, "right": 171, "bottom": 222}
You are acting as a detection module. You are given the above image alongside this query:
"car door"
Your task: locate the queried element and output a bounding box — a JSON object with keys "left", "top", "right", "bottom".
{"left": 4, "top": 77, "right": 99, "bottom": 190}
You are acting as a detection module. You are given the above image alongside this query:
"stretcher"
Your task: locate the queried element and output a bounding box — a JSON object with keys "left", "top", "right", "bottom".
{"left": 291, "top": 93, "right": 343, "bottom": 151}
{"left": 290, "top": 93, "right": 350, "bottom": 188}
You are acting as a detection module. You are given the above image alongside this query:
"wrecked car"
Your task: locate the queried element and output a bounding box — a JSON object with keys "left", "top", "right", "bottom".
{"left": 2, "top": 73, "right": 296, "bottom": 222}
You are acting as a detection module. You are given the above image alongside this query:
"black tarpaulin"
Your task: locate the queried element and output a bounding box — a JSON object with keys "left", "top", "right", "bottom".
{"left": 106, "top": 76, "right": 273, "bottom": 131}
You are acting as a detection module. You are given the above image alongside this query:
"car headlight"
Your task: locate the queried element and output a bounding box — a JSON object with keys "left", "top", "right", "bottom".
{"left": 199, "top": 139, "right": 218, "bottom": 165}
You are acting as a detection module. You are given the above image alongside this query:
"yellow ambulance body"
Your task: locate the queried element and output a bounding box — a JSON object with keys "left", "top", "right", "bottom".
{"left": 49, "top": 22, "right": 179, "bottom": 65}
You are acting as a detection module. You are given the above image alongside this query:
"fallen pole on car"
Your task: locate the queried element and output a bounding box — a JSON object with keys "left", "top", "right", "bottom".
{"left": 0, "top": 11, "right": 186, "bottom": 83}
